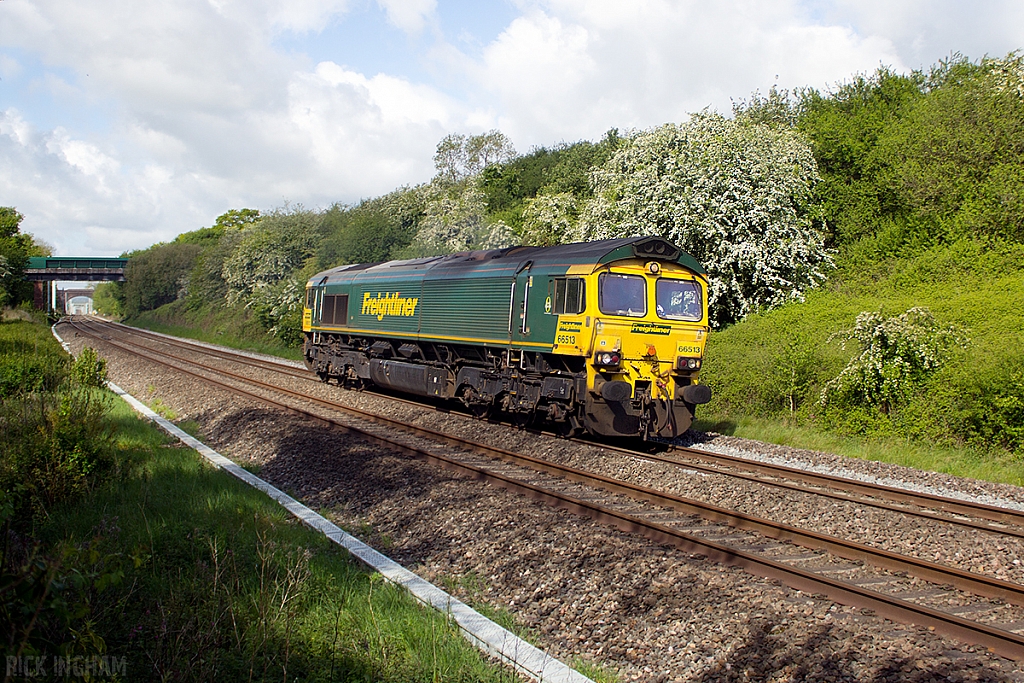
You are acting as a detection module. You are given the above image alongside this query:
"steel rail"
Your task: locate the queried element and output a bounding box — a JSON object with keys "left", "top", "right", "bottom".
{"left": 69, "top": 319, "right": 1024, "bottom": 659}
{"left": 90, "top": 319, "right": 310, "bottom": 377}
{"left": 87, "top": 318, "right": 1024, "bottom": 538}
{"left": 659, "top": 443, "right": 1024, "bottom": 527}
{"left": 596, "top": 443, "right": 1024, "bottom": 539}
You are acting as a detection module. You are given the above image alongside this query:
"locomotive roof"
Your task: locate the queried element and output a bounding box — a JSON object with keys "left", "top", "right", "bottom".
{"left": 310, "top": 236, "right": 706, "bottom": 284}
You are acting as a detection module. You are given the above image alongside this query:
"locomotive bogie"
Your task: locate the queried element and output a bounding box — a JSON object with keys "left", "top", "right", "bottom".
{"left": 302, "top": 237, "right": 713, "bottom": 439}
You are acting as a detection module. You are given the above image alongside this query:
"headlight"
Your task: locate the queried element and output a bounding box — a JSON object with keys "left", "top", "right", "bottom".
{"left": 594, "top": 351, "right": 621, "bottom": 367}
{"left": 676, "top": 356, "right": 701, "bottom": 371}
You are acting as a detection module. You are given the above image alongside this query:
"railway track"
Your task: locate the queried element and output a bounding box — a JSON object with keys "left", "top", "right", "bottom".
{"left": 69, "top": 317, "right": 1024, "bottom": 660}
{"left": 91, "top": 319, "right": 1024, "bottom": 538}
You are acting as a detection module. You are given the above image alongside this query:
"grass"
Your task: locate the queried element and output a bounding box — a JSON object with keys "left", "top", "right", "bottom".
{"left": 148, "top": 396, "right": 177, "bottom": 420}
{"left": 571, "top": 657, "right": 620, "bottom": 683}
{"left": 700, "top": 236, "right": 1024, "bottom": 483}
{"left": 128, "top": 299, "right": 304, "bottom": 360}
{"left": 21, "top": 388, "right": 518, "bottom": 682}
{"left": 693, "top": 414, "right": 1024, "bottom": 487}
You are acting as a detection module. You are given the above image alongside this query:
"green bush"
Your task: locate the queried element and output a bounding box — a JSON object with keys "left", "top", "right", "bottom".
{"left": 701, "top": 293, "right": 850, "bottom": 419}
{"left": 0, "top": 322, "right": 119, "bottom": 525}
{"left": 1, "top": 387, "right": 116, "bottom": 523}
{"left": 121, "top": 242, "right": 203, "bottom": 316}
{"left": 1, "top": 499, "right": 134, "bottom": 661}
{"left": 701, "top": 237, "right": 1024, "bottom": 454}
{"left": 0, "top": 341, "right": 68, "bottom": 398}
{"left": 69, "top": 347, "right": 107, "bottom": 388}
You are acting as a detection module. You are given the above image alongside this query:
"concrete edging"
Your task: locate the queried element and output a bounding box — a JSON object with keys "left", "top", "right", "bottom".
{"left": 53, "top": 323, "right": 593, "bottom": 683}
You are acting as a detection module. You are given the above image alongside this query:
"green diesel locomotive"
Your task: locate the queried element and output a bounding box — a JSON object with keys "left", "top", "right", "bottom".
{"left": 302, "top": 236, "right": 712, "bottom": 439}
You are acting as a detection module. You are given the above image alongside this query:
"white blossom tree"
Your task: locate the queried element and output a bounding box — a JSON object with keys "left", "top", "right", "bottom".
{"left": 0, "top": 255, "right": 9, "bottom": 308}
{"left": 820, "top": 307, "right": 965, "bottom": 414}
{"left": 433, "top": 130, "right": 517, "bottom": 185}
{"left": 572, "top": 112, "right": 832, "bottom": 326}
{"left": 404, "top": 183, "right": 516, "bottom": 256}
{"left": 520, "top": 193, "right": 579, "bottom": 246}
{"left": 222, "top": 209, "right": 321, "bottom": 306}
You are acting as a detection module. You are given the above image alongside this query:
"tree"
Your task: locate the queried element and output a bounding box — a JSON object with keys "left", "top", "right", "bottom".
{"left": 0, "top": 255, "right": 9, "bottom": 309}
{"left": 402, "top": 183, "right": 515, "bottom": 257}
{"left": 222, "top": 208, "right": 321, "bottom": 306}
{"left": 176, "top": 208, "right": 261, "bottom": 245}
{"left": 91, "top": 282, "right": 122, "bottom": 317}
{"left": 572, "top": 113, "right": 832, "bottom": 326}
{"left": 520, "top": 193, "right": 579, "bottom": 246}
{"left": 478, "top": 132, "right": 622, "bottom": 235}
{"left": 172, "top": 209, "right": 264, "bottom": 308}
{"left": 318, "top": 189, "right": 423, "bottom": 268}
{"left": 796, "top": 69, "right": 926, "bottom": 251}
{"left": 121, "top": 242, "right": 203, "bottom": 316}
{"left": 433, "top": 130, "right": 517, "bottom": 184}
{"left": 884, "top": 52, "right": 1024, "bottom": 244}
{"left": 26, "top": 235, "right": 53, "bottom": 257}
{"left": 820, "top": 307, "right": 963, "bottom": 415}
{"left": 0, "top": 207, "right": 33, "bottom": 307}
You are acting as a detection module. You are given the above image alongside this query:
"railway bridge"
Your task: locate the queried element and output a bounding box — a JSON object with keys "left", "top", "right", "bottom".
{"left": 24, "top": 256, "right": 128, "bottom": 311}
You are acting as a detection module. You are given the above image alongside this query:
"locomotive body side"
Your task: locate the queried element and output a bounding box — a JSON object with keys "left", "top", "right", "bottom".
{"left": 302, "top": 237, "right": 712, "bottom": 439}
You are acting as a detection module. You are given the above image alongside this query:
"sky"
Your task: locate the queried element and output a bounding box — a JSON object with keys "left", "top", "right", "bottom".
{"left": 1, "top": 0, "right": 1023, "bottom": 256}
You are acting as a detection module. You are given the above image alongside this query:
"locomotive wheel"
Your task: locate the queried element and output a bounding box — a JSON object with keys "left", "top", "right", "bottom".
{"left": 556, "top": 415, "right": 583, "bottom": 438}
{"left": 470, "top": 403, "right": 493, "bottom": 419}
{"left": 460, "top": 387, "right": 493, "bottom": 419}
{"left": 510, "top": 412, "right": 534, "bottom": 429}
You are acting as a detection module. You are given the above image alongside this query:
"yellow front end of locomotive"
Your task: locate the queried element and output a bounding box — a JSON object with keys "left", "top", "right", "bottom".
{"left": 569, "top": 260, "right": 711, "bottom": 437}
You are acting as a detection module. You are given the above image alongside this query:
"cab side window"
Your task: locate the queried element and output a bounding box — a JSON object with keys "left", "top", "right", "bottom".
{"left": 549, "top": 278, "right": 586, "bottom": 315}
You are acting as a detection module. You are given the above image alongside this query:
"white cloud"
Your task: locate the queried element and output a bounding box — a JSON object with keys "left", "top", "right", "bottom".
{"left": 376, "top": 0, "right": 437, "bottom": 35}
{"left": 0, "top": 0, "right": 1022, "bottom": 257}
{"left": 276, "top": 62, "right": 455, "bottom": 196}
{"left": 0, "top": 0, "right": 461, "bottom": 253}
{"left": 0, "top": 54, "right": 22, "bottom": 81}
{"left": 824, "top": 0, "right": 1024, "bottom": 68}
{"left": 471, "top": 0, "right": 905, "bottom": 146}
{"left": 0, "top": 109, "right": 217, "bottom": 255}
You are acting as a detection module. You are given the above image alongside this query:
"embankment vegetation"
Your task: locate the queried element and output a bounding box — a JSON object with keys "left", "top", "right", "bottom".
{"left": 82, "top": 51, "right": 1024, "bottom": 474}
{"left": 0, "top": 315, "right": 514, "bottom": 680}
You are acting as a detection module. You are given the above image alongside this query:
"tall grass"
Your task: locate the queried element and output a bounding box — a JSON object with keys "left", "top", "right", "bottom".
{"left": 33, "top": 398, "right": 516, "bottom": 681}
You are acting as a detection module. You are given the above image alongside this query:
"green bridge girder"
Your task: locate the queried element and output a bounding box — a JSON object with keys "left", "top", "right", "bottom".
{"left": 26, "top": 257, "right": 129, "bottom": 270}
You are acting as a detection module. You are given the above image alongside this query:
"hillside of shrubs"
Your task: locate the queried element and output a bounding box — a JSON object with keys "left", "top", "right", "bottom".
{"left": 90, "top": 52, "right": 1024, "bottom": 458}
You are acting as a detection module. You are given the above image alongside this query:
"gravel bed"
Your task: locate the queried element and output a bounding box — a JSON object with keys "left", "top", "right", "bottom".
{"left": 67, "top": 323, "right": 1024, "bottom": 682}
{"left": 133, "top": 332, "right": 1024, "bottom": 588}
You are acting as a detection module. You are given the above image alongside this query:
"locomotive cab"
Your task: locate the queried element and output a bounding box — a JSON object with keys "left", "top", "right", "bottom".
{"left": 576, "top": 258, "right": 711, "bottom": 439}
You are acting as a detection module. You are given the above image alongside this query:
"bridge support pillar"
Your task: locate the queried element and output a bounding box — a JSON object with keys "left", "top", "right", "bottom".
{"left": 33, "top": 281, "right": 46, "bottom": 310}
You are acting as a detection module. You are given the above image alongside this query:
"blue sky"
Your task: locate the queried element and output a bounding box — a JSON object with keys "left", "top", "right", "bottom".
{"left": 1, "top": 0, "right": 1022, "bottom": 256}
